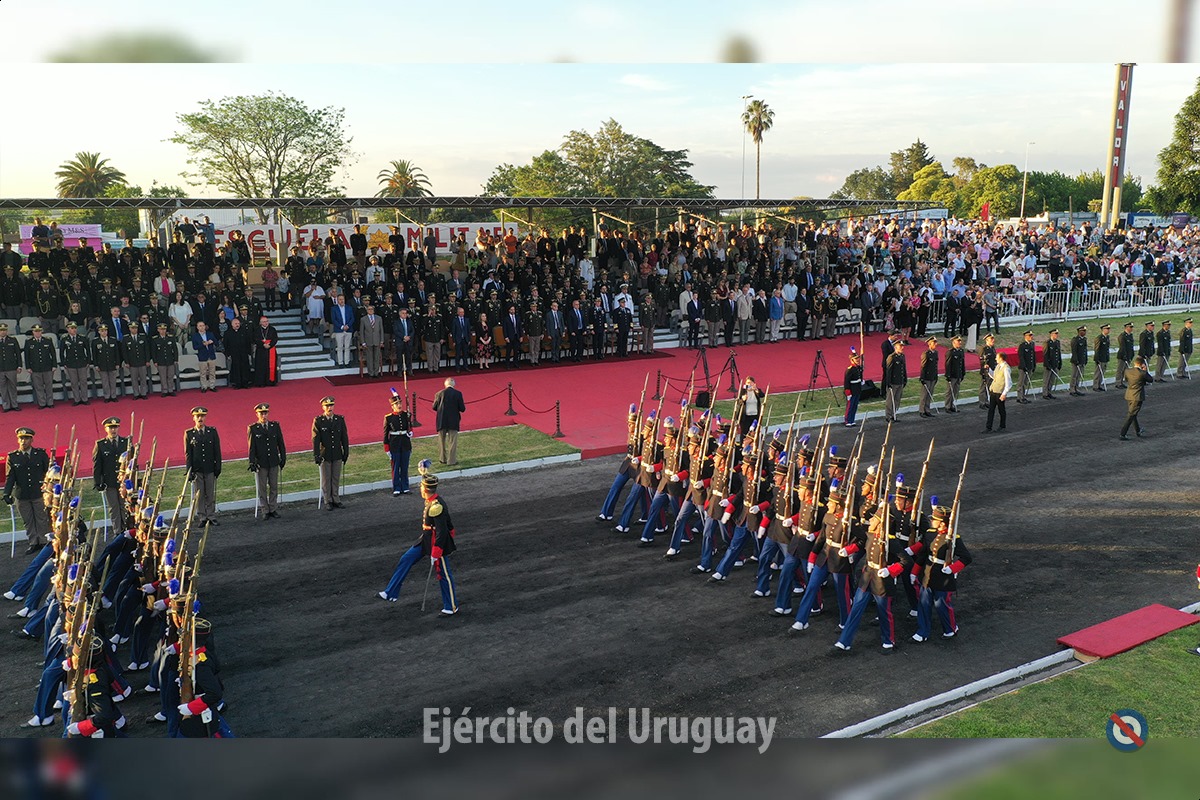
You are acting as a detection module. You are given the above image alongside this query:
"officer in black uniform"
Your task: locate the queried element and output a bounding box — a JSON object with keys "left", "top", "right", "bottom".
{"left": 1177, "top": 318, "right": 1193, "bottom": 379}
{"left": 4, "top": 427, "right": 51, "bottom": 552}
{"left": 1092, "top": 323, "right": 1111, "bottom": 391}
{"left": 943, "top": 335, "right": 965, "bottom": 413}
{"left": 152, "top": 322, "right": 179, "bottom": 397}
{"left": 23, "top": 325, "right": 57, "bottom": 409}
{"left": 1137, "top": 321, "right": 1156, "bottom": 376}
{"left": 60, "top": 320, "right": 92, "bottom": 405}
{"left": 1069, "top": 325, "right": 1088, "bottom": 396}
{"left": 92, "top": 324, "right": 123, "bottom": 402}
{"left": 612, "top": 297, "right": 633, "bottom": 358}
{"left": 1042, "top": 329, "right": 1062, "bottom": 399}
{"left": 918, "top": 336, "right": 939, "bottom": 417}
{"left": 93, "top": 417, "right": 128, "bottom": 534}
{"left": 977, "top": 333, "right": 997, "bottom": 409}
{"left": 248, "top": 402, "right": 286, "bottom": 519}
{"left": 0, "top": 322, "right": 21, "bottom": 412}
{"left": 1014, "top": 330, "right": 1035, "bottom": 403}
{"left": 1115, "top": 321, "right": 1135, "bottom": 389}
{"left": 1155, "top": 319, "right": 1172, "bottom": 382}
{"left": 313, "top": 396, "right": 349, "bottom": 509}
{"left": 122, "top": 322, "right": 151, "bottom": 399}
{"left": 184, "top": 407, "right": 222, "bottom": 525}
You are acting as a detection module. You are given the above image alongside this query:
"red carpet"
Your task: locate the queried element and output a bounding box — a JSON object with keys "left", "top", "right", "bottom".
{"left": 1057, "top": 604, "right": 1199, "bottom": 660}
{"left": 7, "top": 330, "right": 972, "bottom": 476}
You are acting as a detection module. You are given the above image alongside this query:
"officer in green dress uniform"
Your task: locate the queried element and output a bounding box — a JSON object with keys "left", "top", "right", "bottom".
{"left": 4, "top": 427, "right": 51, "bottom": 553}
{"left": 184, "top": 407, "right": 222, "bottom": 525}
{"left": 248, "top": 402, "right": 286, "bottom": 519}
{"left": 92, "top": 417, "right": 128, "bottom": 533}
{"left": 92, "top": 324, "right": 123, "bottom": 402}
{"left": 23, "top": 325, "right": 57, "bottom": 409}
{"left": 0, "top": 323, "right": 21, "bottom": 412}
{"left": 60, "top": 320, "right": 92, "bottom": 405}
{"left": 152, "top": 321, "right": 179, "bottom": 397}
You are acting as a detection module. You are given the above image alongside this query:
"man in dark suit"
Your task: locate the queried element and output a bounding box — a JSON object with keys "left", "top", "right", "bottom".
{"left": 566, "top": 299, "right": 586, "bottom": 362}
{"left": 546, "top": 300, "right": 565, "bottom": 362}
{"left": 393, "top": 307, "right": 415, "bottom": 375}
{"left": 449, "top": 306, "right": 473, "bottom": 372}
{"left": 721, "top": 294, "right": 737, "bottom": 347}
{"left": 501, "top": 304, "right": 524, "bottom": 367}
{"left": 686, "top": 294, "right": 703, "bottom": 348}
{"left": 432, "top": 377, "right": 466, "bottom": 466}
{"left": 1120, "top": 355, "right": 1152, "bottom": 441}
{"left": 191, "top": 292, "right": 219, "bottom": 331}
{"left": 588, "top": 297, "right": 608, "bottom": 359}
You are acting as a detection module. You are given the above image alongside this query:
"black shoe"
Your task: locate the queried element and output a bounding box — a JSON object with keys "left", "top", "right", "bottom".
{"left": 207, "top": 519, "right": 220, "bottom": 526}
{"left": 12, "top": 629, "right": 34, "bottom": 640}
{"left": 998, "top": 427, "right": 1006, "bottom": 431}
{"left": 1119, "top": 435, "right": 1130, "bottom": 441}
{"left": 24, "top": 541, "right": 40, "bottom": 555}
{"left": 983, "top": 429, "right": 993, "bottom": 434}
{"left": 1136, "top": 430, "right": 1146, "bottom": 437}
{"left": 331, "top": 501, "right": 345, "bottom": 509}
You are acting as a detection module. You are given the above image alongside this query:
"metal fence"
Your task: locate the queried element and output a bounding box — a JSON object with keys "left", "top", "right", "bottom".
{"left": 917, "top": 284, "right": 1200, "bottom": 329}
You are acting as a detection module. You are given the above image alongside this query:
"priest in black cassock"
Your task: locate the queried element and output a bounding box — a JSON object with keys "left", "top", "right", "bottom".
{"left": 253, "top": 315, "right": 281, "bottom": 386}
{"left": 223, "top": 316, "right": 253, "bottom": 389}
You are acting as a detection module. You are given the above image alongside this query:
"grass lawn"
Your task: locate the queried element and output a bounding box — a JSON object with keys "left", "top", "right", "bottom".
{"left": 49, "top": 425, "right": 577, "bottom": 525}
{"left": 899, "top": 626, "right": 1200, "bottom": 739}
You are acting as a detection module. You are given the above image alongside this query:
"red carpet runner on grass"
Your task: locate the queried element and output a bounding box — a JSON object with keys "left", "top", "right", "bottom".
{"left": 9, "top": 332, "right": 977, "bottom": 476}
{"left": 1057, "top": 604, "right": 1199, "bottom": 660}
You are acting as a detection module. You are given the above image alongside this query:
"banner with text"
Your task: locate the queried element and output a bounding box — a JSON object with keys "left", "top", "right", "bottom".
{"left": 209, "top": 222, "right": 520, "bottom": 260}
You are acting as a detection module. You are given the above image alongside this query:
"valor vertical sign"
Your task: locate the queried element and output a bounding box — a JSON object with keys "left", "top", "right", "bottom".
{"left": 1100, "top": 63, "right": 1135, "bottom": 230}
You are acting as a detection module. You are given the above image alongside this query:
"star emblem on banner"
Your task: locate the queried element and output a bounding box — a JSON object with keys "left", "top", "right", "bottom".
{"left": 367, "top": 229, "right": 391, "bottom": 251}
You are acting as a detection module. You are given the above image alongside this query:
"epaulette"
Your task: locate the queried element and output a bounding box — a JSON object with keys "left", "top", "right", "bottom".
{"left": 428, "top": 501, "right": 444, "bottom": 517}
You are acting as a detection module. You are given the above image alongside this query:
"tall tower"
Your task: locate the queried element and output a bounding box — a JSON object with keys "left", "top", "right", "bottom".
{"left": 1099, "top": 63, "right": 1136, "bottom": 230}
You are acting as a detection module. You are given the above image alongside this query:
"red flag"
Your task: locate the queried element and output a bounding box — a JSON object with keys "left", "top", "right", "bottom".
{"left": 980, "top": 202, "right": 991, "bottom": 222}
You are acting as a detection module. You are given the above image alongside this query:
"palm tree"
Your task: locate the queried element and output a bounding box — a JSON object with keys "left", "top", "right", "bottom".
{"left": 741, "top": 100, "right": 775, "bottom": 200}
{"left": 376, "top": 159, "right": 433, "bottom": 222}
{"left": 55, "top": 151, "right": 127, "bottom": 198}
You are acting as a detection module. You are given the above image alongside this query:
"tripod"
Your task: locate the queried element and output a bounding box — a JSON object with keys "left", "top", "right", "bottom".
{"left": 692, "top": 344, "right": 712, "bottom": 390}
{"left": 722, "top": 349, "right": 741, "bottom": 392}
{"left": 803, "top": 349, "right": 843, "bottom": 408}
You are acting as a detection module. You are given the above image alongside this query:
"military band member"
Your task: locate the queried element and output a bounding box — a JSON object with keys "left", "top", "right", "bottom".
{"left": 384, "top": 391, "right": 413, "bottom": 496}
{"left": 4, "top": 427, "right": 51, "bottom": 552}
{"left": 911, "top": 503, "right": 973, "bottom": 642}
{"left": 790, "top": 479, "right": 853, "bottom": 631}
{"left": 0, "top": 323, "right": 20, "bottom": 412}
{"left": 378, "top": 462, "right": 460, "bottom": 615}
{"left": 884, "top": 339, "right": 907, "bottom": 423}
{"left": 24, "top": 325, "right": 57, "bottom": 409}
{"left": 1115, "top": 321, "right": 1135, "bottom": 389}
{"left": 247, "top": 402, "right": 286, "bottom": 519}
{"left": 1177, "top": 318, "right": 1193, "bottom": 379}
{"left": 1042, "top": 329, "right": 1062, "bottom": 399}
{"left": 313, "top": 396, "right": 349, "bottom": 509}
{"left": 92, "top": 324, "right": 122, "bottom": 402}
{"left": 977, "top": 333, "right": 996, "bottom": 409}
{"left": 1069, "top": 325, "right": 1088, "bottom": 396}
{"left": 943, "top": 335, "right": 965, "bottom": 413}
{"left": 1093, "top": 323, "right": 1111, "bottom": 391}
{"left": 93, "top": 417, "right": 128, "bottom": 533}
{"left": 184, "top": 407, "right": 222, "bottom": 525}
{"left": 1156, "top": 320, "right": 1172, "bottom": 382}
{"left": 152, "top": 322, "right": 179, "bottom": 397}
{"left": 1015, "top": 330, "right": 1035, "bottom": 403}
{"left": 61, "top": 321, "right": 92, "bottom": 405}
{"left": 919, "top": 337, "right": 939, "bottom": 418}
{"left": 122, "top": 323, "right": 151, "bottom": 399}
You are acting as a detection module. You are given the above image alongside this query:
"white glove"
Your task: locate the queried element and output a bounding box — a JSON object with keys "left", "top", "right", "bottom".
{"left": 630, "top": 457, "right": 640, "bottom": 467}
{"left": 177, "top": 702, "right": 194, "bottom": 718}
{"left": 141, "top": 583, "right": 156, "bottom": 594}
{"left": 152, "top": 599, "right": 167, "bottom": 612}
{"left": 669, "top": 473, "right": 680, "bottom": 483}
{"left": 721, "top": 512, "right": 732, "bottom": 524}
{"left": 903, "top": 546, "right": 915, "bottom": 557}
{"left": 804, "top": 561, "right": 814, "bottom": 574}
{"left": 691, "top": 480, "right": 704, "bottom": 490}
{"left": 941, "top": 565, "right": 953, "bottom": 574}
{"left": 782, "top": 518, "right": 794, "bottom": 528}
{"left": 804, "top": 532, "right": 816, "bottom": 542}
{"left": 718, "top": 499, "right": 729, "bottom": 508}
{"left": 431, "top": 556, "right": 438, "bottom": 566}
{"left": 910, "top": 572, "right": 918, "bottom": 585}
{"left": 838, "top": 548, "right": 848, "bottom": 558}
{"left": 878, "top": 567, "right": 890, "bottom": 578}
{"left": 57, "top": 632, "right": 70, "bottom": 645}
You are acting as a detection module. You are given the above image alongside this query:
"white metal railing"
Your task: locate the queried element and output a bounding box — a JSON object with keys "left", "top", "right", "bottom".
{"left": 913, "top": 284, "right": 1200, "bottom": 328}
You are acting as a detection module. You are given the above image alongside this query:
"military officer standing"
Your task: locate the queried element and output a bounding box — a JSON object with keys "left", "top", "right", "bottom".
{"left": 313, "top": 396, "right": 349, "bottom": 509}
{"left": 1177, "top": 318, "right": 1193, "bottom": 379}
{"left": 1115, "top": 321, "right": 1135, "bottom": 389}
{"left": 60, "top": 321, "right": 92, "bottom": 405}
{"left": 92, "top": 417, "right": 128, "bottom": 533}
{"left": 152, "top": 322, "right": 179, "bottom": 397}
{"left": 23, "top": 325, "right": 57, "bottom": 409}
{"left": 884, "top": 339, "right": 907, "bottom": 423}
{"left": 918, "top": 337, "right": 939, "bottom": 418}
{"left": 248, "top": 403, "right": 286, "bottom": 519}
{"left": 0, "top": 323, "right": 20, "bottom": 412}
{"left": 92, "top": 324, "right": 123, "bottom": 402}
{"left": 1042, "top": 329, "right": 1062, "bottom": 399}
{"left": 943, "top": 335, "right": 965, "bottom": 413}
{"left": 4, "top": 428, "right": 51, "bottom": 552}
{"left": 1015, "top": 330, "right": 1035, "bottom": 403}
{"left": 1156, "top": 320, "right": 1172, "bottom": 381}
{"left": 122, "top": 323, "right": 151, "bottom": 400}
{"left": 525, "top": 301, "right": 545, "bottom": 365}
{"left": 911, "top": 503, "right": 973, "bottom": 642}
{"left": 1137, "top": 321, "right": 1156, "bottom": 377}
{"left": 184, "top": 407, "right": 222, "bottom": 525}
{"left": 384, "top": 391, "right": 413, "bottom": 496}
{"left": 1092, "top": 323, "right": 1111, "bottom": 391}
{"left": 1069, "top": 325, "right": 1088, "bottom": 396}
{"left": 378, "top": 461, "right": 460, "bottom": 615}
{"left": 977, "top": 333, "right": 997, "bottom": 409}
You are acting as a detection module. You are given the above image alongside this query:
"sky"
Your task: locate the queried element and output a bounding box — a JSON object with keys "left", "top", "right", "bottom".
{"left": 1, "top": 62, "right": 1196, "bottom": 203}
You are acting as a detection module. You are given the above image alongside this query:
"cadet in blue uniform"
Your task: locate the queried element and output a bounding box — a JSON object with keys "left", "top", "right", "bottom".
{"left": 383, "top": 390, "right": 413, "bottom": 496}
{"left": 5, "top": 427, "right": 52, "bottom": 552}
{"left": 378, "top": 461, "right": 460, "bottom": 614}
{"left": 911, "top": 503, "right": 973, "bottom": 642}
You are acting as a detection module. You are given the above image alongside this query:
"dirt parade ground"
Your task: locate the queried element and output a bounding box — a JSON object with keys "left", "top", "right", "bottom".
{"left": 1, "top": 378, "right": 1198, "bottom": 739}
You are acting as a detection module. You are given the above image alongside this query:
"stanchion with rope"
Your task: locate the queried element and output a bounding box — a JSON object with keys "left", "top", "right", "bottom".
{"left": 652, "top": 370, "right": 662, "bottom": 400}
{"left": 505, "top": 383, "right": 517, "bottom": 416}
{"left": 553, "top": 400, "right": 565, "bottom": 438}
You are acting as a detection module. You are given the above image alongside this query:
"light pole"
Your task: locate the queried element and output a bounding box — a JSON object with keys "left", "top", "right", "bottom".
{"left": 740, "top": 94, "right": 752, "bottom": 225}
{"left": 1019, "top": 141, "right": 1035, "bottom": 220}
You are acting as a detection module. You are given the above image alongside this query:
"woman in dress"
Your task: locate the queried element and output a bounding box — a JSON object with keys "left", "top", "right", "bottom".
{"left": 169, "top": 291, "right": 193, "bottom": 353}
{"left": 475, "top": 312, "right": 494, "bottom": 369}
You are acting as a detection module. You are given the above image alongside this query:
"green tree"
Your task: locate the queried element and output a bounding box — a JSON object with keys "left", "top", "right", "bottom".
{"left": 889, "top": 139, "right": 934, "bottom": 196}
{"left": 59, "top": 181, "right": 187, "bottom": 238}
{"left": 742, "top": 99, "right": 775, "bottom": 199}
{"left": 830, "top": 166, "right": 894, "bottom": 200}
{"left": 55, "top": 151, "right": 127, "bottom": 198}
{"left": 959, "top": 164, "right": 1023, "bottom": 218}
{"left": 1148, "top": 76, "right": 1200, "bottom": 216}
{"left": 897, "top": 162, "right": 953, "bottom": 202}
{"left": 169, "top": 92, "right": 356, "bottom": 223}
{"left": 49, "top": 32, "right": 219, "bottom": 63}
{"left": 951, "top": 156, "right": 986, "bottom": 187}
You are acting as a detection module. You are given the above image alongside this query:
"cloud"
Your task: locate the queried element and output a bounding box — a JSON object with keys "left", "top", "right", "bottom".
{"left": 619, "top": 73, "right": 674, "bottom": 92}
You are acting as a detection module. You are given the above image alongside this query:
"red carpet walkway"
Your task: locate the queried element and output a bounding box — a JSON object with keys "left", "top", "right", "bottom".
{"left": 1057, "top": 604, "right": 1199, "bottom": 660}
{"left": 9, "top": 331, "right": 978, "bottom": 476}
